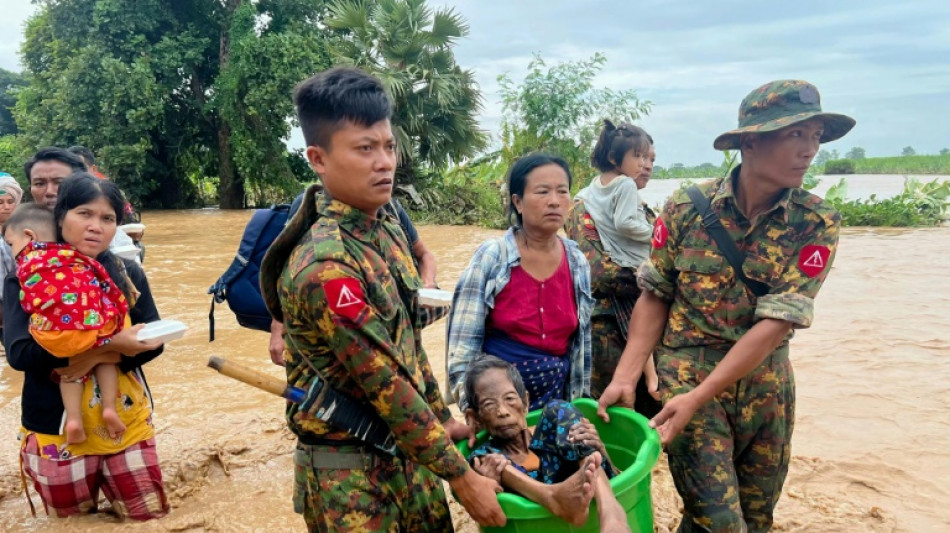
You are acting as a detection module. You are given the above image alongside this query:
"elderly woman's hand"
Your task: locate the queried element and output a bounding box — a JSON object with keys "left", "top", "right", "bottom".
{"left": 56, "top": 350, "right": 122, "bottom": 382}
{"left": 569, "top": 418, "right": 608, "bottom": 459}
{"left": 107, "top": 324, "right": 164, "bottom": 356}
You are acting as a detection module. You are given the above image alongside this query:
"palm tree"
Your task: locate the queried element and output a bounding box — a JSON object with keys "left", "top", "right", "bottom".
{"left": 325, "top": 0, "right": 486, "bottom": 183}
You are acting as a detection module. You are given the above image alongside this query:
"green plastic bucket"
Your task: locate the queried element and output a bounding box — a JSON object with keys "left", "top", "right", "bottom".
{"left": 456, "top": 398, "right": 661, "bottom": 533}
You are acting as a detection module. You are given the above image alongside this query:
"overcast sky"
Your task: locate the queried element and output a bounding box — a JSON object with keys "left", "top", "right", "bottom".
{"left": 3, "top": 0, "right": 948, "bottom": 166}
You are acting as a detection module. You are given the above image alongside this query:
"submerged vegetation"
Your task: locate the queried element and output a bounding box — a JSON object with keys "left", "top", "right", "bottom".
{"left": 824, "top": 178, "right": 949, "bottom": 226}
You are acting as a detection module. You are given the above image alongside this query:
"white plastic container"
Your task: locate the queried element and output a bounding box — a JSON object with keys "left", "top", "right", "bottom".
{"left": 119, "top": 223, "right": 146, "bottom": 234}
{"left": 112, "top": 244, "right": 141, "bottom": 260}
{"left": 137, "top": 320, "right": 189, "bottom": 343}
{"left": 418, "top": 288, "right": 452, "bottom": 308}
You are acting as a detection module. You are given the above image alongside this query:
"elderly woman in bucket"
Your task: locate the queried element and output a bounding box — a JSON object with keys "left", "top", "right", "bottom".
{"left": 464, "top": 355, "right": 630, "bottom": 532}
{"left": 0, "top": 172, "right": 24, "bottom": 331}
{"left": 446, "top": 152, "right": 593, "bottom": 411}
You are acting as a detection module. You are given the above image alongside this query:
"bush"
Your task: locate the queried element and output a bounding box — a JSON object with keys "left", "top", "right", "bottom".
{"left": 825, "top": 178, "right": 949, "bottom": 226}
{"left": 824, "top": 159, "right": 856, "bottom": 175}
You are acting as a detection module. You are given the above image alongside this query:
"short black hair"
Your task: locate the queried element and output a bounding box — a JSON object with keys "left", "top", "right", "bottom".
{"left": 67, "top": 145, "right": 97, "bottom": 167}
{"left": 54, "top": 172, "right": 132, "bottom": 299}
{"left": 293, "top": 67, "right": 393, "bottom": 150}
{"left": 463, "top": 355, "right": 528, "bottom": 413}
{"left": 24, "top": 147, "right": 87, "bottom": 182}
{"left": 590, "top": 120, "right": 653, "bottom": 173}
{"left": 2, "top": 203, "right": 55, "bottom": 238}
{"left": 506, "top": 152, "right": 572, "bottom": 228}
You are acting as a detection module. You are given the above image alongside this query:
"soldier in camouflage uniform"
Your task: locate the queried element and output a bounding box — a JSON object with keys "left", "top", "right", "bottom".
{"left": 597, "top": 80, "right": 854, "bottom": 532}
{"left": 259, "top": 67, "right": 505, "bottom": 532}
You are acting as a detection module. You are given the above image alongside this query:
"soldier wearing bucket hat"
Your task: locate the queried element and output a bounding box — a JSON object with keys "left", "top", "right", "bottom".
{"left": 598, "top": 80, "right": 853, "bottom": 532}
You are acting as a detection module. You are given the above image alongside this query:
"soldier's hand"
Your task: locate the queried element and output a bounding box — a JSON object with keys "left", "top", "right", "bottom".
{"left": 443, "top": 418, "right": 474, "bottom": 444}
{"left": 449, "top": 469, "right": 506, "bottom": 527}
{"left": 269, "top": 319, "right": 286, "bottom": 366}
{"left": 597, "top": 380, "right": 636, "bottom": 423}
{"left": 649, "top": 392, "right": 702, "bottom": 445}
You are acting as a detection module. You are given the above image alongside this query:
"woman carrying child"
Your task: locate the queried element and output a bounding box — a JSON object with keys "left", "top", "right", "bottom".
{"left": 447, "top": 153, "right": 593, "bottom": 410}
{"left": 567, "top": 121, "right": 661, "bottom": 416}
{"left": 2, "top": 173, "right": 169, "bottom": 520}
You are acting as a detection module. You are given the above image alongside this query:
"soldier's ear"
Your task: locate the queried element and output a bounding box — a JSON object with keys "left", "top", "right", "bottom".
{"left": 306, "top": 145, "right": 329, "bottom": 176}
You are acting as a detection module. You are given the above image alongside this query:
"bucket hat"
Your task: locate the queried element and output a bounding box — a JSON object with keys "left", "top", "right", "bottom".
{"left": 713, "top": 80, "right": 855, "bottom": 150}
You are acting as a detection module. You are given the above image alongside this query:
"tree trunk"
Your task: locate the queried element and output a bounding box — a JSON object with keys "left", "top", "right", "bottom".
{"left": 217, "top": 0, "right": 244, "bottom": 209}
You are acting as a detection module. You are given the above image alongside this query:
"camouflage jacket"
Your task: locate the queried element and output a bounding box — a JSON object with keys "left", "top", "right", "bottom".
{"left": 564, "top": 199, "right": 656, "bottom": 317}
{"left": 639, "top": 166, "right": 840, "bottom": 350}
{"left": 270, "top": 192, "right": 467, "bottom": 480}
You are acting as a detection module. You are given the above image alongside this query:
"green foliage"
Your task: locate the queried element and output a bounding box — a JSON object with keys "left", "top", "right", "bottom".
{"left": 901, "top": 146, "right": 916, "bottom": 156}
{"left": 497, "top": 53, "right": 651, "bottom": 189}
{"left": 0, "top": 69, "right": 26, "bottom": 136}
{"left": 845, "top": 146, "right": 866, "bottom": 160}
{"left": 0, "top": 135, "right": 28, "bottom": 180}
{"left": 814, "top": 149, "right": 832, "bottom": 166}
{"left": 941, "top": 148, "right": 949, "bottom": 156}
{"left": 653, "top": 151, "right": 737, "bottom": 181}
{"left": 14, "top": 0, "right": 331, "bottom": 208}
{"left": 824, "top": 159, "right": 856, "bottom": 175}
{"left": 825, "top": 177, "right": 949, "bottom": 226}
{"left": 325, "top": 0, "right": 486, "bottom": 183}
{"left": 823, "top": 153, "right": 950, "bottom": 175}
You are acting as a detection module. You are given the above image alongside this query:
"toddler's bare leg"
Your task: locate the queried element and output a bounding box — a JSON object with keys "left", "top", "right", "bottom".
{"left": 60, "top": 380, "right": 87, "bottom": 444}
{"left": 95, "top": 364, "right": 126, "bottom": 439}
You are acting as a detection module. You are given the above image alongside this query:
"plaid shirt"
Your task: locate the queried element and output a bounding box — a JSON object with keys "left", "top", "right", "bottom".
{"left": 445, "top": 228, "right": 593, "bottom": 406}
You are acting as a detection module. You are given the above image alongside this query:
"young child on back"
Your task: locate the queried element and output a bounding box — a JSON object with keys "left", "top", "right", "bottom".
{"left": 575, "top": 120, "right": 655, "bottom": 270}
{"left": 3, "top": 204, "right": 128, "bottom": 444}
{"left": 464, "top": 355, "right": 632, "bottom": 533}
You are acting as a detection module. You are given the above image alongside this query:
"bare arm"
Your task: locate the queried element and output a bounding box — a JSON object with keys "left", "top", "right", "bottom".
{"left": 597, "top": 290, "right": 669, "bottom": 422}
{"left": 650, "top": 318, "right": 791, "bottom": 444}
{"left": 413, "top": 239, "right": 438, "bottom": 288}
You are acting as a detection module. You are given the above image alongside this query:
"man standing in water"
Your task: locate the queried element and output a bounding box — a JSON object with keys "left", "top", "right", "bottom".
{"left": 260, "top": 67, "right": 505, "bottom": 532}
{"left": 598, "top": 80, "right": 853, "bottom": 532}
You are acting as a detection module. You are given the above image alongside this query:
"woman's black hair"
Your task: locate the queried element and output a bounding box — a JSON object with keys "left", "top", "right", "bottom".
{"left": 506, "top": 152, "right": 572, "bottom": 228}
{"left": 590, "top": 119, "right": 654, "bottom": 173}
{"left": 54, "top": 172, "right": 132, "bottom": 300}
{"left": 463, "top": 355, "right": 528, "bottom": 413}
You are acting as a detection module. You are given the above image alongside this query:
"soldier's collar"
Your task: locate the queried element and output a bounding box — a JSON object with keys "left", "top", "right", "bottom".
{"left": 320, "top": 197, "right": 383, "bottom": 237}
{"left": 714, "top": 165, "right": 791, "bottom": 223}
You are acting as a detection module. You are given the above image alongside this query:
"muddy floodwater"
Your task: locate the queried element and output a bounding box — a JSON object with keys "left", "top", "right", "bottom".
{"left": 0, "top": 174, "right": 948, "bottom": 532}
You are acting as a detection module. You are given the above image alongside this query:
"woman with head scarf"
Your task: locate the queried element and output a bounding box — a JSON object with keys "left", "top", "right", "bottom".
{"left": 0, "top": 172, "right": 24, "bottom": 331}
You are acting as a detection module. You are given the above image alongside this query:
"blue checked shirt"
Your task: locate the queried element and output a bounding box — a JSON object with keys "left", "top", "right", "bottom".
{"left": 445, "top": 228, "right": 593, "bottom": 407}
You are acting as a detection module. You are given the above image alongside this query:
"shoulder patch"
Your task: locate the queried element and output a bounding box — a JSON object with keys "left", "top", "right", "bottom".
{"left": 798, "top": 245, "right": 831, "bottom": 278}
{"left": 652, "top": 217, "right": 668, "bottom": 248}
{"left": 324, "top": 277, "right": 367, "bottom": 321}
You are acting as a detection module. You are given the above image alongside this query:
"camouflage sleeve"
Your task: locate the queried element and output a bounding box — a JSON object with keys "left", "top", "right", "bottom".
{"left": 637, "top": 195, "right": 682, "bottom": 302}
{"left": 418, "top": 344, "right": 453, "bottom": 423}
{"left": 296, "top": 260, "right": 469, "bottom": 479}
{"left": 755, "top": 214, "right": 841, "bottom": 328}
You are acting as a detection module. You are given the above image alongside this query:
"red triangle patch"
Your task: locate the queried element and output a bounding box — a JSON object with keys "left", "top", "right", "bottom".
{"left": 652, "top": 217, "right": 668, "bottom": 248}
{"left": 798, "top": 245, "right": 830, "bottom": 278}
{"left": 324, "top": 277, "right": 367, "bottom": 321}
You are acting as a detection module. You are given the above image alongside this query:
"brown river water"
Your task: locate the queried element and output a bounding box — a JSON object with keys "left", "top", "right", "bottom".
{"left": 0, "top": 174, "right": 948, "bottom": 532}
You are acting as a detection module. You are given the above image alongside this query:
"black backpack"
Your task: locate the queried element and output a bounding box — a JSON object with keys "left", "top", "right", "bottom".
{"left": 208, "top": 204, "right": 291, "bottom": 341}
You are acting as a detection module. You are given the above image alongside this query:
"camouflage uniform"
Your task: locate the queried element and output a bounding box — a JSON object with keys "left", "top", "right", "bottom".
{"left": 261, "top": 186, "right": 467, "bottom": 532}
{"left": 565, "top": 199, "right": 661, "bottom": 417}
{"left": 640, "top": 171, "right": 840, "bottom": 533}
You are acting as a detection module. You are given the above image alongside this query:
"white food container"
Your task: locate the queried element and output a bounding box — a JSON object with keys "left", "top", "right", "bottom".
{"left": 137, "top": 320, "right": 189, "bottom": 343}
{"left": 418, "top": 288, "right": 452, "bottom": 308}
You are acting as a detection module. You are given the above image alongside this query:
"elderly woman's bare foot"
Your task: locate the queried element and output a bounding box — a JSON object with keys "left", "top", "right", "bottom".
{"left": 544, "top": 452, "right": 601, "bottom": 526}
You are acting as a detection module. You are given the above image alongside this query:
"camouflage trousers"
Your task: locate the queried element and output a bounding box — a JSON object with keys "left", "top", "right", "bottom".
{"left": 590, "top": 313, "right": 662, "bottom": 419}
{"left": 658, "top": 344, "right": 794, "bottom": 533}
{"left": 293, "top": 441, "right": 453, "bottom": 532}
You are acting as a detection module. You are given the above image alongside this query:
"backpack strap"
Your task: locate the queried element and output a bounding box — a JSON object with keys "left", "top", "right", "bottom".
{"left": 685, "top": 185, "right": 769, "bottom": 298}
